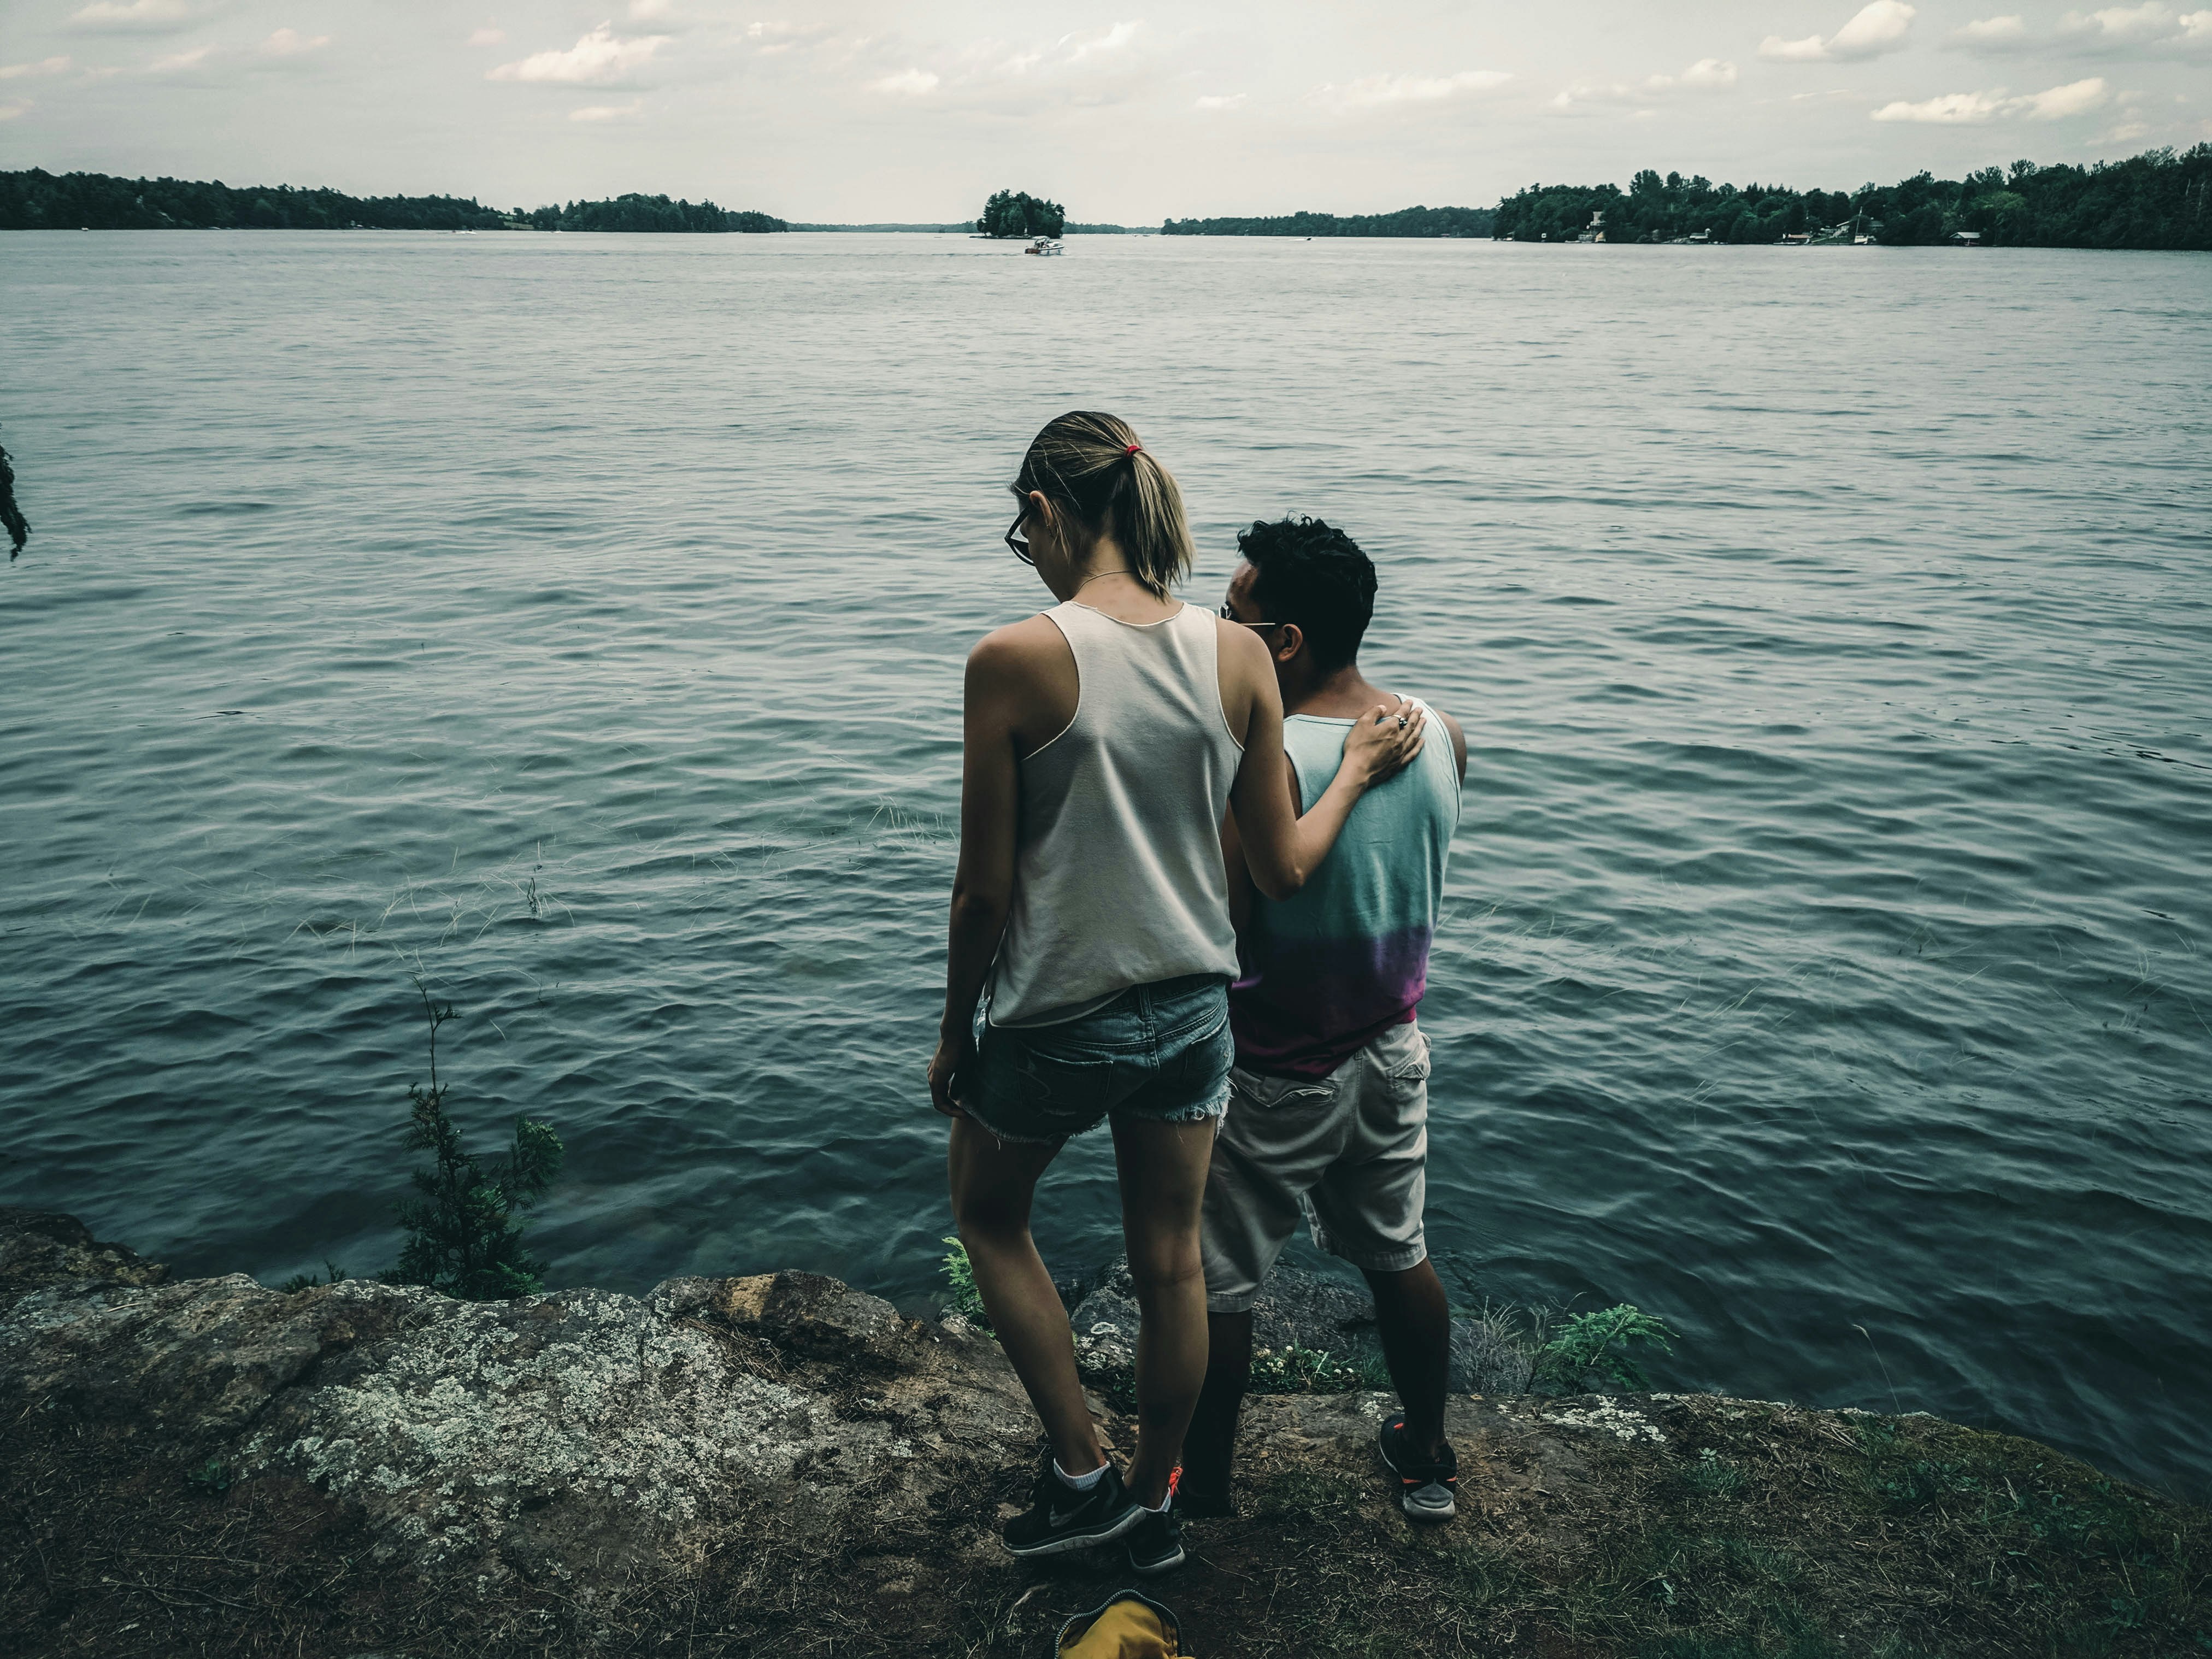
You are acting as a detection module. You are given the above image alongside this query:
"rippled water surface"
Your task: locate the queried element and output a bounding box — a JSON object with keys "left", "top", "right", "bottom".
{"left": 3, "top": 231, "right": 2208, "bottom": 1495}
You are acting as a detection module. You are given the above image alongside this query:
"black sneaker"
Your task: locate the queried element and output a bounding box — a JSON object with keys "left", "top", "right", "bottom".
{"left": 1125, "top": 1467, "right": 1184, "bottom": 1576}
{"left": 1378, "top": 1415, "right": 1458, "bottom": 1522}
{"left": 1001, "top": 1453, "right": 1144, "bottom": 1558}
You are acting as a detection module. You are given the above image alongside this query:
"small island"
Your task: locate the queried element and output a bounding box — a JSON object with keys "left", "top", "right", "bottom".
{"left": 975, "top": 187, "right": 1066, "bottom": 240}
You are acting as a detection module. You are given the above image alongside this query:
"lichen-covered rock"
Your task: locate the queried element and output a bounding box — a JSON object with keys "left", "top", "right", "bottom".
{"left": 0, "top": 1217, "right": 1031, "bottom": 1595}
{"left": 0, "top": 1208, "right": 168, "bottom": 1298}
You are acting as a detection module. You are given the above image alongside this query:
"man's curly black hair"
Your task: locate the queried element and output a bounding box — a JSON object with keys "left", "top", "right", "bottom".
{"left": 1235, "top": 515, "right": 1375, "bottom": 673}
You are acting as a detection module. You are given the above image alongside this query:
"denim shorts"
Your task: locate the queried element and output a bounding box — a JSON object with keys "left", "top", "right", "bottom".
{"left": 961, "top": 974, "right": 1235, "bottom": 1145}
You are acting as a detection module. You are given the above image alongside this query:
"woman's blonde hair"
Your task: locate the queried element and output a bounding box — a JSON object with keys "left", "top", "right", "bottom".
{"left": 1013, "top": 411, "right": 1196, "bottom": 598}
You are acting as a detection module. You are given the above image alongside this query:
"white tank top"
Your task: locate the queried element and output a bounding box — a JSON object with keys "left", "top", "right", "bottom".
{"left": 986, "top": 601, "right": 1244, "bottom": 1027}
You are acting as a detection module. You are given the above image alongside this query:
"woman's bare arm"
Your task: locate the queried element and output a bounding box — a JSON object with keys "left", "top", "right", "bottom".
{"left": 927, "top": 631, "right": 1028, "bottom": 1115}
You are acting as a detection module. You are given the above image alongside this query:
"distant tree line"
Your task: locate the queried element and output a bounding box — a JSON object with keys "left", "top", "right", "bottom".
{"left": 523, "top": 193, "right": 786, "bottom": 233}
{"left": 1163, "top": 205, "right": 1495, "bottom": 238}
{"left": 1491, "top": 145, "right": 2210, "bottom": 250}
{"left": 0, "top": 170, "right": 787, "bottom": 233}
{"left": 978, "top": 189, "right": 1066, "bottom": 238}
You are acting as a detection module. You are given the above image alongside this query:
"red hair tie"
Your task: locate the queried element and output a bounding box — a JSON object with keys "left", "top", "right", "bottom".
{"left": 1125, "top": 443, "right": 1142, "bottom": 455}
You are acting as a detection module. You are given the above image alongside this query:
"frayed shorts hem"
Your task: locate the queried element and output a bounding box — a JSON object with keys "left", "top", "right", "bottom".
{"left": 1321, "top": 1239, "right": 1428, "bottom": 1276}
{"left": 951, "top": 1108, "right": 1067, "bottom": 1148}
{"left": 958, "top": 1087, "right": 1228, "bottom": 1149}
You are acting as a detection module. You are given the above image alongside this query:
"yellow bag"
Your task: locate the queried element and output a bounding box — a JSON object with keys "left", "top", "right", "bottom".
{"left": 1056, "top": 1589, "right": 1189, "bottom": 1657}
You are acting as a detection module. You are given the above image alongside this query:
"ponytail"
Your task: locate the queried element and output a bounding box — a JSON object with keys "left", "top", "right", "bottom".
{"left": 1013, "top": 411, "right": 1195, "bottom": 597}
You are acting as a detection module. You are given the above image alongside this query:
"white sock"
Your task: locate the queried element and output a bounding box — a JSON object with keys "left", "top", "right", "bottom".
{"left": 1054, "top": 1457, "right": 1108, "bottom": 1491}
{"left": 1142, "top": 1489, "right": 1173, "bottom": 1513}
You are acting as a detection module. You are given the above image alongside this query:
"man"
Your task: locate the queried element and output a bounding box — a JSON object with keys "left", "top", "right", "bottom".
{"left": 1183, "top": 514, "right": 1468, "bottom": 1526}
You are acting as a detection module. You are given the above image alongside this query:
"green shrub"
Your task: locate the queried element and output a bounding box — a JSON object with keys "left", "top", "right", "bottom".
{"left": 380, "top": 984, "right": 563, "bottom": 1301}
{"left": 1534, "top": 1303, "right": 1677, "bottom": 1392}
{"left": 278, "top": 1260, "right": 348, "bottom": 1294}
{"left": 186, "top": 1458, "right": 231, "bottom": 1496}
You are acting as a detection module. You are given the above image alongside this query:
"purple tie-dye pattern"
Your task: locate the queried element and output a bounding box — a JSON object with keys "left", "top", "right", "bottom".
{"left": 1231, "top": 921, "right": 1436, "bottom": 1079}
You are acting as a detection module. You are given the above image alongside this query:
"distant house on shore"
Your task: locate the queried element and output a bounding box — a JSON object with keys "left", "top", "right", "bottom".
{"left": 1950, "top": 230, "right": 1984, "bottom": 246}
{"left": 1577, "top": 210, "right": 1606, "bottom": 244}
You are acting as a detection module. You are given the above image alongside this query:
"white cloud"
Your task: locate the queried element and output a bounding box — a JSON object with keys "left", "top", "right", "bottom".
{"left": 0, "top": 56, "right": 72, "bottom": 79}
{"left": 1651, "top": 57, "right": 1739, "bottom": 90}
{"left": 628, "top": 0, "right": 674, "bottom": 16}
{"left": 1193, "top": 91, "right": 1246, "bottom": 110}
{"left": 0, "top": 101, "right": 27, "bottom": 120}
{"left": 570, "top": 100, "right": 642, "bottom": 120}
{"left": 2059, "top": 3, "right": 2212, "bottom": 49}
{"left": 1066, "top": 20, "right": 1142, "bottom": 62}
{"left": 70, "top": 0, "right": 191, "bottom": 28}
{"left": 260, "top": 28, "right": 330, "bottom": 56}
{"left": 489, "top": 25, "right": 671, "bottom": 85}
{"left": 1946, "top": 14, "right": 2031, "bottom": 50}
{"left": 2105, "top": 117, "right": 2152, "bottom": 138}
{"left": 468, "top": 27, "right": 505, "bottom": 47}
{"left": 2021, "top": 74, "right": 2111, "bottom": 114}
{"left": 1554, "top": 57, "right": 1737, "bottom": 107}
{"left": 868, "top": 67, "right": 938, "bottom": 94}
{"left": 1870, "top": 89, "right": 2009, "bottom": 120}
{"left": 1762, "top": 1, "right": 1917, "bottom": 62}
{"left": 71, "top": 0, "right": 190, "bottom": 26}
{"left": 1319, "top": 69, "right": 1512, "bottom": 110}
{"left": 148, "top": 44, "right": 210, "bottom": 72}
{"left": 1871, "top": 75, "right": 2111, "bottom": 120}
{"left": 745, "top": 20, "right": 828, "bottom": 56}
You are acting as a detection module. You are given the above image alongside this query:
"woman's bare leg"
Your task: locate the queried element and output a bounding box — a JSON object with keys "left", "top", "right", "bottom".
{"left": 947, "top": 1116, "right": 1103, "bottom": 1475}
{"left": 1110, "top": 1113, "right": 1216, "bottom": 1507}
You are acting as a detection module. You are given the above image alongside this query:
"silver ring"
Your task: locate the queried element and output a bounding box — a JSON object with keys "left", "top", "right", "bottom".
{"left": 1396, "top": 714, "right": 1408, "bottom": 728}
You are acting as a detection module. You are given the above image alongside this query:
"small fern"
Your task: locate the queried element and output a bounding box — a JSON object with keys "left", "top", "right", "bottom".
{"left": 940, "top": 1236, "right": 987, "bottom": 1322}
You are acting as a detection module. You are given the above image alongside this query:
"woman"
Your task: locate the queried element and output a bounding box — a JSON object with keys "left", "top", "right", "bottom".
{"left": 927, "top": 410, "right": 1426, "bottom": 1574}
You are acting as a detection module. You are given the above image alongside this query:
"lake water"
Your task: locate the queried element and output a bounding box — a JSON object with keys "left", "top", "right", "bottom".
{"left": 3, "top": 231, "right": 2208, "bottom": 1498}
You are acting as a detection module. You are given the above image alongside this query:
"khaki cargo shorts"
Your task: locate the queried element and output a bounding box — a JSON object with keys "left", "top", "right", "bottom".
{"left": 1201, "top": 1019, "right": 1431, "bottom": 1312}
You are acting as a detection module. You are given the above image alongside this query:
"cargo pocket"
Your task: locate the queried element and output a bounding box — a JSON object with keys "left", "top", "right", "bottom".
{"left": 1381, "top": 1028, "right": 1431, "bottom": 1100}
{"left": 1228, "top": 1066, "right": 1339, "bottom": 1113}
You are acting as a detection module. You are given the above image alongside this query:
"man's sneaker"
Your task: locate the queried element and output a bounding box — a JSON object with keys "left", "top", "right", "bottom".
{"left": 1378, "top": 1415, "right": 1458, "bottom": 1522}
{"left": 1126, "top": 1467, "right": 1185, "bottom": 1576}
{"left": 1001, "top": 1453, "right": 1144, "bottom": 1558}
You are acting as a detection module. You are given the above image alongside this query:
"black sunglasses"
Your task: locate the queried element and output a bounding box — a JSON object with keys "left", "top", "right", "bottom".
{"left": 1005, "top": 504, "right": 1035, "bottom": 567}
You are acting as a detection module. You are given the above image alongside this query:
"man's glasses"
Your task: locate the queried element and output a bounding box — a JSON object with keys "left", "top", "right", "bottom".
{"left": 1005, "top": 506, "right": 1035, "bottom": 567}
{"left": 1219, "top": 603, "right": 1279, "bottom": 631}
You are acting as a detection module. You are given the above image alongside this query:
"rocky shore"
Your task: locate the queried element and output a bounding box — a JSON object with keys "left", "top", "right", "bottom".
{"left": 4, "top": 1209, "right": 2205, "bottom": 1657}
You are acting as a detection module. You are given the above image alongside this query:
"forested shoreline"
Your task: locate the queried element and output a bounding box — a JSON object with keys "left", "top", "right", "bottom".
{"left": 8, "top": 145, "right": 2206, "bottom": 246}
{"left": 0, "top": 170, "right": 786, "bottom": 233}
{"left": 1163, "top": 204, "right": 1495, "bottom": 238}
{"left": 1493, "top": 144, "right": 2209, "bottom": 248}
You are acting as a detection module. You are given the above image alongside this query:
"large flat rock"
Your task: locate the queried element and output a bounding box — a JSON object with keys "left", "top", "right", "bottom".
{"left": 3, "top": 1210, "right": 2204, "bottom": 1657}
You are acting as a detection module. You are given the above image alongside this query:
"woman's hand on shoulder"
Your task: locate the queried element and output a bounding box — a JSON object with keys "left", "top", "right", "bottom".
{"left": 1340, "top": 695, "right": 1427, "bottom": 786}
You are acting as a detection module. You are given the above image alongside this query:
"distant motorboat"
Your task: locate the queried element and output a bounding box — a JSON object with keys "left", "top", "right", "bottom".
{"left": 1023, "top": 237, "right": 1064, "bottom": 256}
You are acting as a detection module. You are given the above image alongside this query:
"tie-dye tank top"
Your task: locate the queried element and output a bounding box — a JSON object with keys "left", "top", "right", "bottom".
{"left": 1227, "top": 704, "right": 1461, "bottom": 1078}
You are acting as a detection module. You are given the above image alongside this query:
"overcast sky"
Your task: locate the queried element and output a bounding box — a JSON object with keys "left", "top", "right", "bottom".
{"left": 3, "top": 1, "right": 2206, "bottom": 220}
